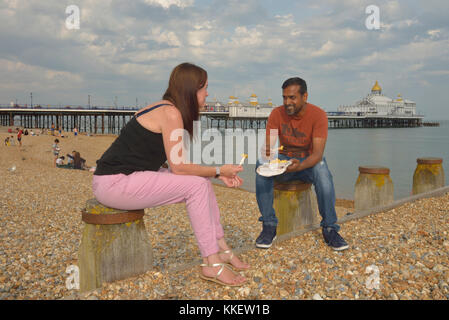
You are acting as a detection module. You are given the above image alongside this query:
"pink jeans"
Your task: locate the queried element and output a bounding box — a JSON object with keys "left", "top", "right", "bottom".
{"left": 92, "top": 168, "right": 224, "bottom": 257}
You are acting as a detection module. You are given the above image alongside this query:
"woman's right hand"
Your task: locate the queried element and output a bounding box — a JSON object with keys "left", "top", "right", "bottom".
{"left": 219, "top": 164, "right": 243, "bottom": 178}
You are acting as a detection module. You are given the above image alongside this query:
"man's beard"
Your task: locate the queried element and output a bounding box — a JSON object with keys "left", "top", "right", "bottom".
{"left": 285, "top": 104, "right": 301, "bottom": 116}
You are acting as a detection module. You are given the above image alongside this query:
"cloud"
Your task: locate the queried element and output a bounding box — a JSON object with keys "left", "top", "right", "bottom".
{"left": 143, "top": 0, "right": 194, "bottom": 9}
{"left": 0, "top": 0, "right": 448, "bottom": 118}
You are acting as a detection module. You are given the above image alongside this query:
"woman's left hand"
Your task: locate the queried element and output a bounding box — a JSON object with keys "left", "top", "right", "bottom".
{"left": 219, "top": 175, "right": 243, "bottom": 188}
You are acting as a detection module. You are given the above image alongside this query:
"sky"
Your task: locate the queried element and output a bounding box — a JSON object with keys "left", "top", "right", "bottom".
{"left": 0, "top": 0, "right": 448, "bottom": 119}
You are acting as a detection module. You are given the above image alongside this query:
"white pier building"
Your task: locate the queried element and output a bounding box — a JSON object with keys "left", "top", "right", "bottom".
{"left": 337, "top": 81, "right": 418, "bottom": 116}
{"left": 205, "top": 94, "right": 275, "bottom": 118}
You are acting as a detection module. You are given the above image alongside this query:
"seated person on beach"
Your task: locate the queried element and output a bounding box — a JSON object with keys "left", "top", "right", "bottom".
{"left": 56, "top": 156, "right": 71, "bottom": 168}
{"left": 56, "top": 156, "right": 76, "bottom": 169}
{"left": 63, "top": 151, "right": 85, "bottom": 169}
{"left": 255, "top": 77, "right": 349, "bottom": 251}
{"left": 56, "top": 156, "right": 65, "bottom": 166}
{"left": 93, "top": 62, "right": 249, "bottom": 287}
{"left": 66, "top": 151, "right": 75, "bottom": 165}
{"left": 73, "top": 151, "right": 87, "bottom": 170}
{"left": 4, "top": 137, "right": 10, "bottom": 146}
{"left": 9, "top": 136, "right": 15, "bottom": 146}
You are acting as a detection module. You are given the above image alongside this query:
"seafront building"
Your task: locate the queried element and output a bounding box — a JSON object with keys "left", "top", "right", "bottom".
{"left": 337, "top": 81, "right": 418, "bottom": 116}
{"left": 205, "top": 94, "right": 274, "bottom": 118}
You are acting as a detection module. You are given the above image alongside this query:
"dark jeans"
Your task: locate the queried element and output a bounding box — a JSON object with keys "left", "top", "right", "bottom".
{"left": 255, "top": 154, "right": 340, "bottom": 231}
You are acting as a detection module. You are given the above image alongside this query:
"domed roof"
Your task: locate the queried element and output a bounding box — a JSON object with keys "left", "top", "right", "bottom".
{"left": 250, "top": 94, "right": 257, "bottom": 97}
{"left": 371, "top": 81, "right": 382, "bottom": 92}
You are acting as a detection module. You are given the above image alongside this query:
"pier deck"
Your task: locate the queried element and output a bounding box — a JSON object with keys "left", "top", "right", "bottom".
{"left": 0, "top": 107, "right": 425, "bottom": 133}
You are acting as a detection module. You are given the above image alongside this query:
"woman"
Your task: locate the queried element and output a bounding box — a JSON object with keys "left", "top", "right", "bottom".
{"left": 93, "top": 63, "right": 249, "bottom": 286}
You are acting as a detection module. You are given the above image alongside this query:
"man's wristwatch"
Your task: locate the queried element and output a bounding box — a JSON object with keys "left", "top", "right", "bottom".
{"left": 215, "top": 166, "right": 220, "bottom": 178}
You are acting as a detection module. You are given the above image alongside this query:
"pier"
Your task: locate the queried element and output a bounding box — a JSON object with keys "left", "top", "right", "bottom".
{"left": 0, "top": 106, "right": 425, "bottom": 134}
{"left": 0, "top": 107, "right": 136, "bottom": 134}
{"left": 423, "top": 121, "right": 440, "bottom": 127}
{"left": 200, "top": 110, "right": 424, "bottom": 130}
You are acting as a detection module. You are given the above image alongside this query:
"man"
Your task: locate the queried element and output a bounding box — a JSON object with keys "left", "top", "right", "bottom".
{"left": 255, "top": 77, "right": 348, "bottom": 251}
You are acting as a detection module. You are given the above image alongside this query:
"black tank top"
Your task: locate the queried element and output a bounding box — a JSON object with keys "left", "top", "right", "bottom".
{"left": 94, "top": 104, "right": 170, "bottom": 176}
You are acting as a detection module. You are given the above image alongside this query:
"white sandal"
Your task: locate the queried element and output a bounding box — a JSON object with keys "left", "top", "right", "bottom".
{"left": 218, "top": 249, "right": 250, "bottom": 271}
{"left": 199, "top": 263, "right": 246, "bottom": 287}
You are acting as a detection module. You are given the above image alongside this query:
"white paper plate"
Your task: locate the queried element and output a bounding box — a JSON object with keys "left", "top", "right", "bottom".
{"left": 256, "top": 161, "right": 292, "bottom": 177}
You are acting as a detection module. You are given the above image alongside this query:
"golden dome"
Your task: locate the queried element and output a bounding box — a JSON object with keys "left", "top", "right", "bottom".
{"left": 371, "top": 81, "right": 382, "bottom": 92}
{"left": 250, "top": 94, "right": 257, "bottom": 97}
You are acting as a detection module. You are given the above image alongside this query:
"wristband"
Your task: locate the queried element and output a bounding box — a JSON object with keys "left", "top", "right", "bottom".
{"left": 215, "top": 166, "right": 220, "bottom": 178}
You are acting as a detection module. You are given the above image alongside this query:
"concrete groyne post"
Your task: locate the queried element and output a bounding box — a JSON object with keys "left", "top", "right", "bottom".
{"left": 78, "top": 199, "right": 153, "bottom": 293}
{"left": 354, "top": 166, "right": 394, "bottom": 211}
{"left": 274, "top": 181, "right": 319, "bottom": 236}
{"left": 412, "top": 158, "right": 445, "bottom": 195}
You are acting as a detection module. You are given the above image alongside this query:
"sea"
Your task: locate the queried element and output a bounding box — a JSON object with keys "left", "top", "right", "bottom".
{"left": 7, "top": 113, "right": 449, "bottom": 201}
{"left": 194, "top": 119, "right": 449, "bottom": 201}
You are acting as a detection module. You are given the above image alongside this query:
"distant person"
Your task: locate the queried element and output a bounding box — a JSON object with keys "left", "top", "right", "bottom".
{"left": 56, "top": 156, "right": 65, "bottom": 166}
{"left": 24, "top": 129, "right": 29, "bottom": 136}
{"left": 51, "top": 123, "right": 55, "bottom": 136}
{"left": 52, "top": 139, "right": 60, "bottom": 167}
{"left": 255, "top": 77, "right": 349, "bottom": 251}
{"left": 56, "top": 156, "right": 75, "bottom": 169}
{"left": 73, "top": 151, "right": 87, "bottom": 170}
{"left": 17, "top": 128, "right": 23, "bottom": 147}
{"left": 66, "top": 151, "right": 76, "bottom": 166}
{"left": 73, "top": 126, "right": 78, "bottom": 137}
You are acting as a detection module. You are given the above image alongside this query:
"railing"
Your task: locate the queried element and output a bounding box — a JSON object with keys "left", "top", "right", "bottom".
{"left": 0, "top": 104, "right": 140, "bottom": 111}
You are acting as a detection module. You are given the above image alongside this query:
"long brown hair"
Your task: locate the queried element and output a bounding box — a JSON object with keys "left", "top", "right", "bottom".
{"left": 73, "top": 151, "right": 82, "bottom": 169}
{"left": 163, "top": 62, "right": 208, "bottom": 139}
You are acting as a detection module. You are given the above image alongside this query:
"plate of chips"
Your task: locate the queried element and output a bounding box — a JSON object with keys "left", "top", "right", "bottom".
{"left": 256, "top": 159, "right": 292, "bottom": 177}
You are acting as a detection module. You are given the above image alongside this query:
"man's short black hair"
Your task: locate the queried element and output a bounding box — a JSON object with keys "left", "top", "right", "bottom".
{"left": 282, "top": 77, "right": 307, "bottom": 95}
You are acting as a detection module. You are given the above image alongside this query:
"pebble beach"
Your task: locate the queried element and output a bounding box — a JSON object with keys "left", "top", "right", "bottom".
{"left": 1, "top": 127, "right": 448, "bottom": 300}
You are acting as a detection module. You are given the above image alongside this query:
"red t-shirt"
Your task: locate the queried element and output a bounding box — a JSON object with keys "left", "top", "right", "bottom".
{"left": 266, "top": 103, "right": 328, "bottom": 158}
